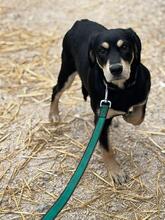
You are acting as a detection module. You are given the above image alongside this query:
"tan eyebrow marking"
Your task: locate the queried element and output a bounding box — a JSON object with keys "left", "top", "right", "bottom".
{"left": 101, "top": 42, "right": 110, "bottom": 49}
{"left": 117, "top": 39, "right": 124, "bottom": 47}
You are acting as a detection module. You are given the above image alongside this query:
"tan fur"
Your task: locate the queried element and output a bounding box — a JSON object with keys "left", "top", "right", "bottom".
{"left": 102, "top": 148, "right": 127, "bottom": 184}
{"left": 106, "top": 108, "right": 125, "bottom": 119}
{"left": 96, "top": 59, "right": 112, "bottom": 82}
{"left": 110, "top": 78, "right": 126, "bottom": 89}
{"left": 123, "top": 101, "right": 146, "bottom": 125}
{"left": 117, "top": 39, "right": 124, "bottom": 47}
{"left": 101, "top": 42, "right": 110, "bottom": 49}
{"left": 49, "top": 73, "right": 77, "bottom": 122}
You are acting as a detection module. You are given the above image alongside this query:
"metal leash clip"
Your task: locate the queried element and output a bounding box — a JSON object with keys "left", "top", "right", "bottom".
{"left": 100, "top": 99, "right": 111, "bottom": 107}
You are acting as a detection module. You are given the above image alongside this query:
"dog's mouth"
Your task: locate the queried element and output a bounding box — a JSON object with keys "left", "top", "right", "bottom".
{"left": 105, "top": 76, "right": 127, "bottom": 89}
{"left": 111, "top": 76, "right": 126, "bottom": 82}
{"left": 111, "top": 75, "right": 126, "bottom": 82}
{"left": 104, "top": 76, "right": 126, "bottom": 84}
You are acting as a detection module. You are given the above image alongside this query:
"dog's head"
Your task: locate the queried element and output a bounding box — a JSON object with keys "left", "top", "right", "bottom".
{"left": 89, "top": 28, "right": 141, "bottom": 88}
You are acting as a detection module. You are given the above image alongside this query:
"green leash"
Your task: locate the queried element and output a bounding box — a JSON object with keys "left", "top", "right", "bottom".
{"left": 42, "top": 84, "right": 111, "bottom": 220}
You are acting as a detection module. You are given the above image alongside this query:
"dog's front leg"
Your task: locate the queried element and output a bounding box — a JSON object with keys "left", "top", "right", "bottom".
{"left": 123, "top": 103, "right": 146, "bottom": 125}
{"left": 94, "top": 114, "right": 127, "bottom": 184}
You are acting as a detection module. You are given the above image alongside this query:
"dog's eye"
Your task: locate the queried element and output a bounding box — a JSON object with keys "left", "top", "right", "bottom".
{"left": 98, "top": 47, "right": 108, "bottom": 54}
{"left": 121, "top": 44, "right": 128, "bottom": 50}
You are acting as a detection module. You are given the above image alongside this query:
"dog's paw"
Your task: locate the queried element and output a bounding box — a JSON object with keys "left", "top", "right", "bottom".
{"left": 105, "top": 156, "right": 128, "bottom": 185}
{"left": 103, "top": 149, "right": 128, "bottom": 185}
{"left": 108, "top": 166, "right": 128, "bottom": 185}
{"left": 49, "top": 112, "right": 60, "bottom": 123}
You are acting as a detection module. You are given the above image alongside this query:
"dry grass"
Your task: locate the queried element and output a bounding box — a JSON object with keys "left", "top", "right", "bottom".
{"left": 0, "top": 1, "right": 165, "bottom": 220}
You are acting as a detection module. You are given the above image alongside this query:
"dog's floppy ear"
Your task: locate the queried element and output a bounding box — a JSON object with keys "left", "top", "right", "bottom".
{"left": 127, "top": 28, "right": 141, "bottom": 64}
{"left": 88, "top": 33, "right": 98, "bottom": 67}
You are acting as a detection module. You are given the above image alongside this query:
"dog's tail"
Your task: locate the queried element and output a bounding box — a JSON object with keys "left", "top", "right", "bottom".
{"left": 81, "top": 85, "right": 88, "bottom": 101}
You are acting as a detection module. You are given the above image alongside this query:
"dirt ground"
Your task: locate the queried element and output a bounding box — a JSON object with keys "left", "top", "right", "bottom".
{"left": 0, "top": 0, "right": 165, "bottom": 219}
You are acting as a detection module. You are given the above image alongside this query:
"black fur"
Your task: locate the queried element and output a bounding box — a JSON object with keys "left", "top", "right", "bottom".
{"left": 51, "top": 19, "right": 151, "bottom": 153}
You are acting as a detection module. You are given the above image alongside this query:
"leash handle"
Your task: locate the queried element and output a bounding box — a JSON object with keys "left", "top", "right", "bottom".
{"left": 42, "top": 104, "right": 110, "bottom": 220}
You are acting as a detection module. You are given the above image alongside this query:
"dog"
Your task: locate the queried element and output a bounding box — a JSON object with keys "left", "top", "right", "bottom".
{"left": 49, "top": 19, "right": 151, "bottom": 184}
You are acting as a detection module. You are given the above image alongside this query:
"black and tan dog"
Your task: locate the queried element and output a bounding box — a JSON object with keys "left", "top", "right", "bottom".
{"left": 49, "top": 19, "right": 151, "bottom": 184}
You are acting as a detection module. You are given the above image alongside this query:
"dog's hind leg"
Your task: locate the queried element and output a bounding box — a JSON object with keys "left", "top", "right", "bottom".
{"left": 81, "top": 84, "right": 88, "bottom": 101}
{"left": 49, "top": 50, "right": 76, "bottom": 122}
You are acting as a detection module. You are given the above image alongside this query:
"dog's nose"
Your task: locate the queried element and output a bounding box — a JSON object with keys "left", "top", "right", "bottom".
{"left": 110, "top": 64, "right": 123, "bottom": 76}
